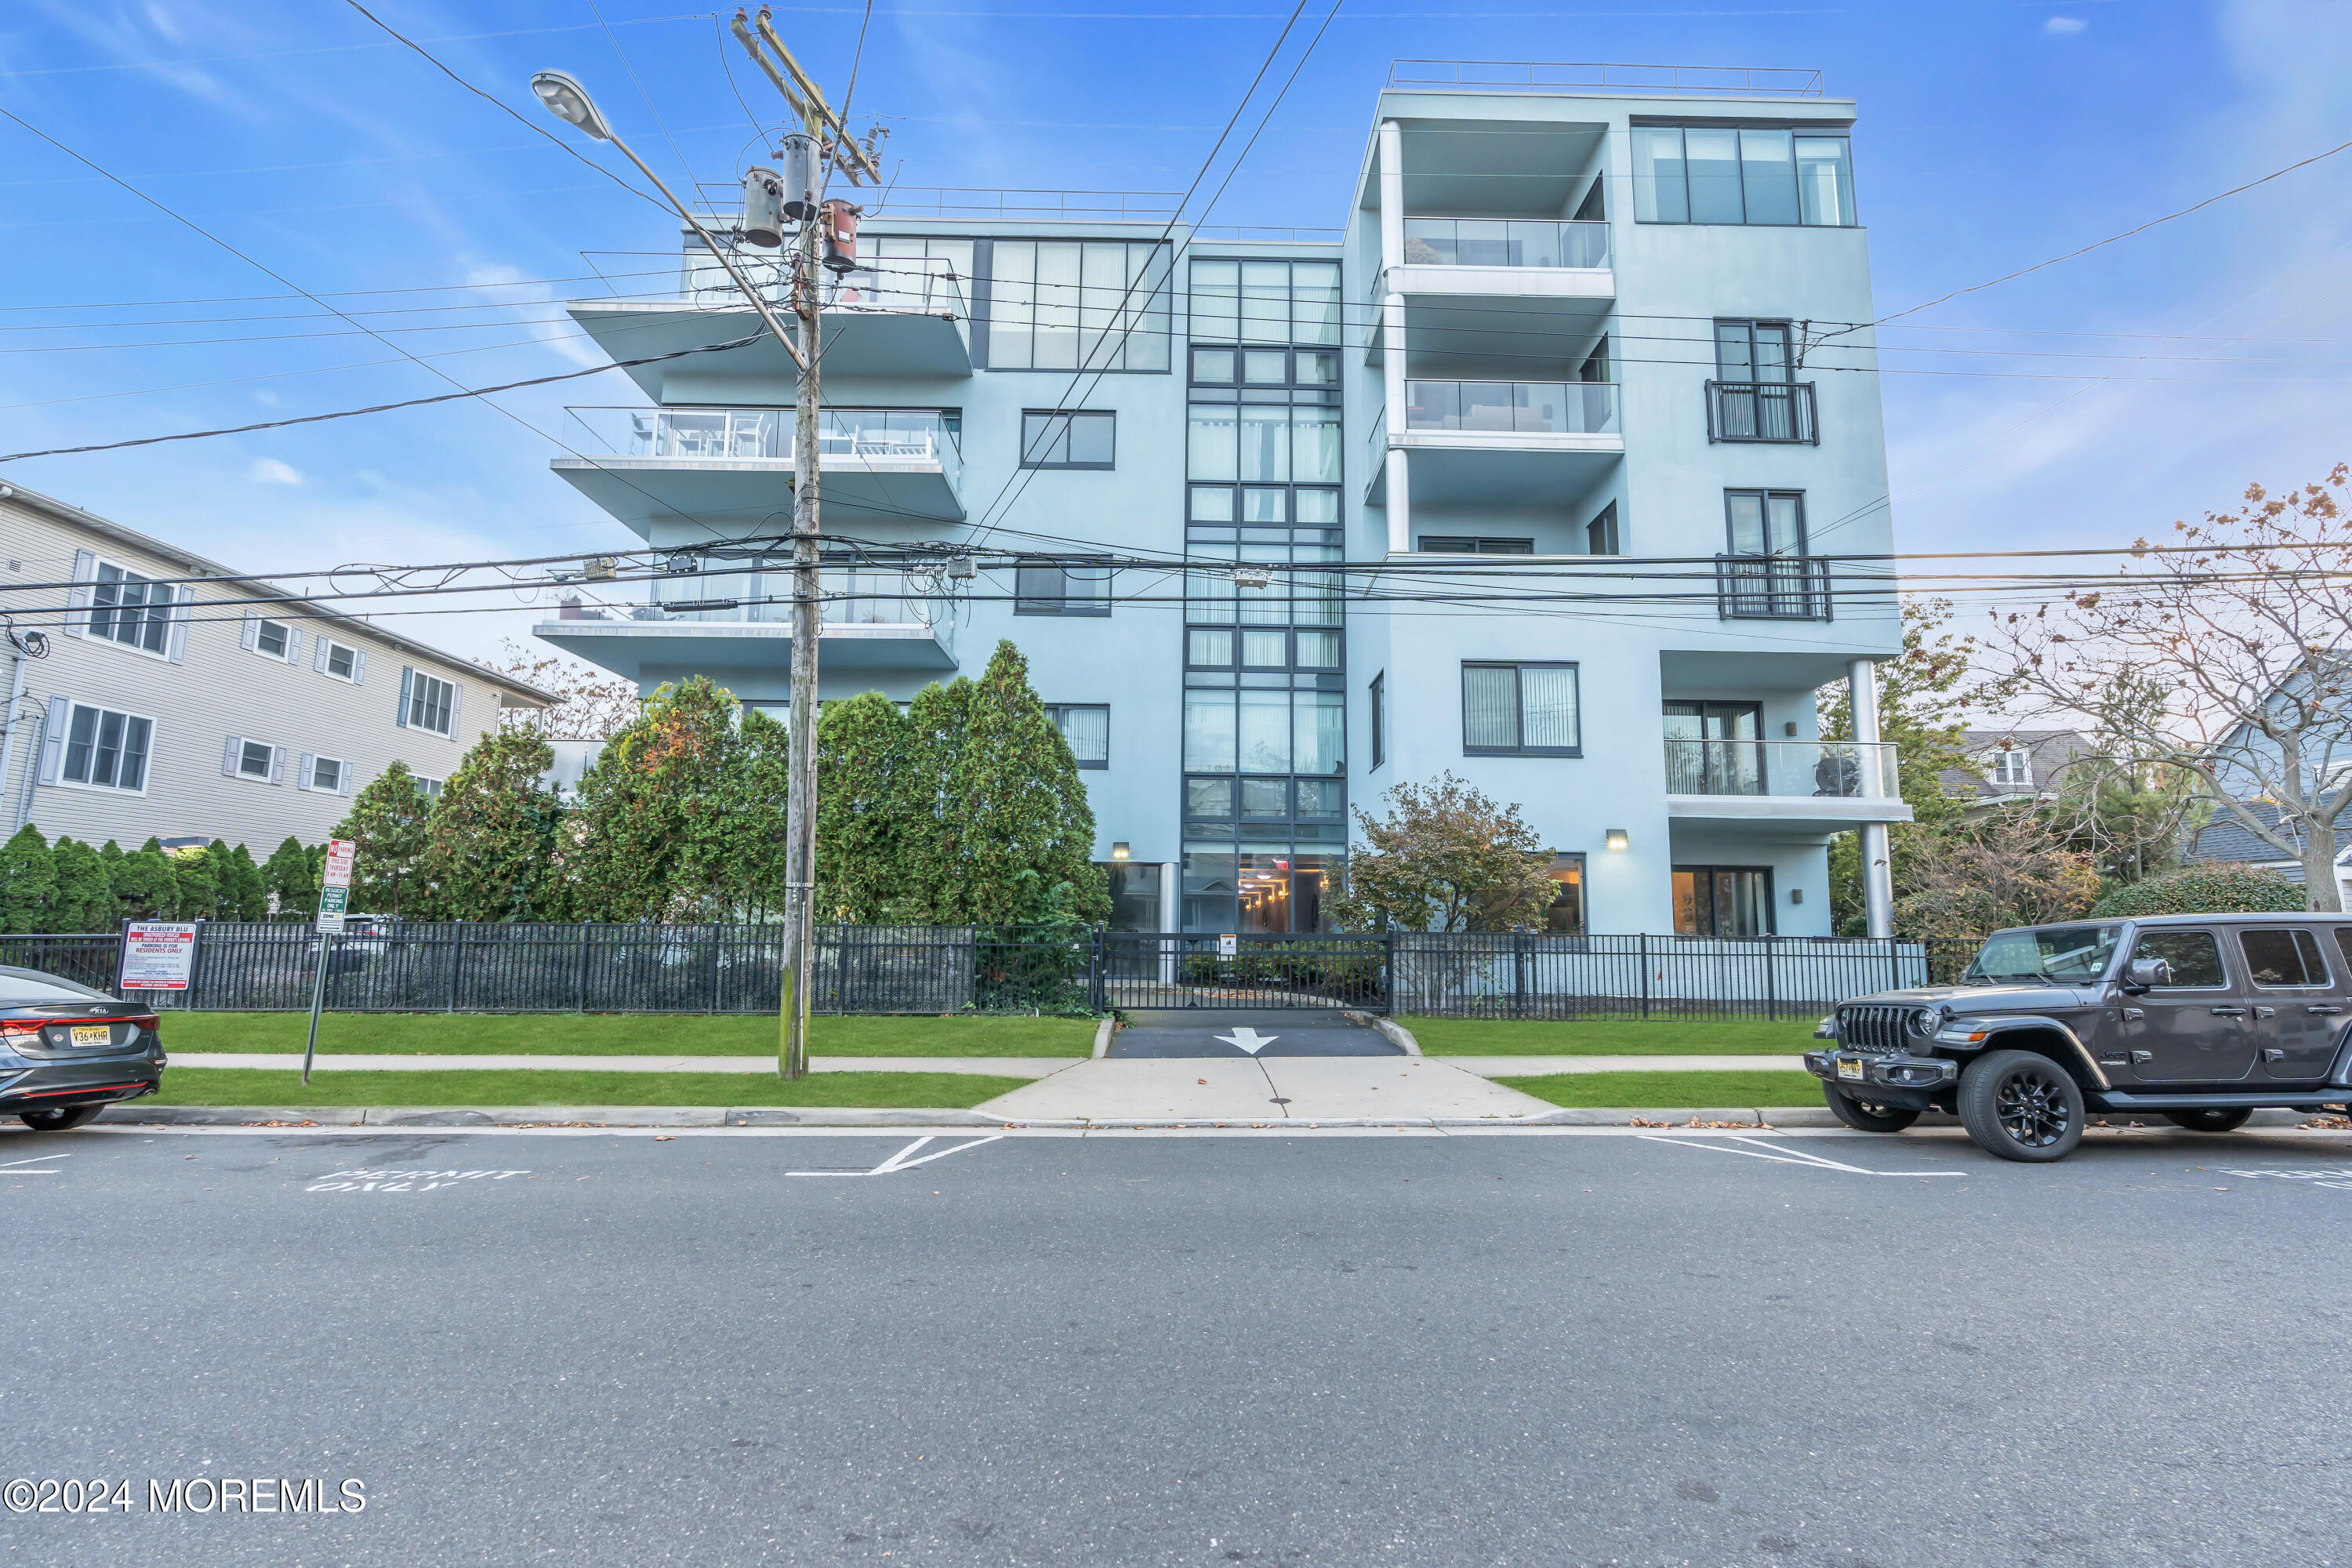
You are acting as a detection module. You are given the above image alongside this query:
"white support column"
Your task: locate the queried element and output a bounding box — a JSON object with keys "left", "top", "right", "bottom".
{"left": 1848, "top": 656, "right": 1894, "bottom": 939}
{"left": 1377, "top": 120, "right": 1410, "bottom": 557}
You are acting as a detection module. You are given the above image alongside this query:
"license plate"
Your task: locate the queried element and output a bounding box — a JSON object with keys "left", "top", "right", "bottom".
{"left": 1836, "top": 1057, "right": 1864, "bottom": 1081}
{"left": 70, "top": 1025, "right": 113, "bottom": 1048}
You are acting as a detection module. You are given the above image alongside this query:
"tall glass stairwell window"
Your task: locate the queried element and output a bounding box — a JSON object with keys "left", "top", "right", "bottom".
{"left": 1181, "top": 257, "right": 1346, "bottom": 933}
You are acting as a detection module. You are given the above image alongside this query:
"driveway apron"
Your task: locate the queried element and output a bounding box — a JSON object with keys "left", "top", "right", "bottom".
{"left": 1105, "top": 1008, "right": 1401, "bottom": 1059}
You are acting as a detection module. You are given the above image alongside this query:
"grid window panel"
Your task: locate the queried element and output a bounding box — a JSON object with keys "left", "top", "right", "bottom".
{"left": 409, "top": 673, "right": 456, "bottom": 735}
{"left": 88, "top": 562, "right": 176, "bottom": 654}
{"left": 62, "top": 705, "right": 153, "bottom": 791}
{"left": 1048, "top": 704, "right": 1110, "bottom": 768}
{"left": 1634, "top": 125, "right": 1856, "bottom": 227}
{"left": 1020, "top": 410, "right": 1116, "bottom": 469}
{"left": 1463, "top": 662, "right": 1581, "bottom": 756}
{"left": 990, "top": 240, "right": 1171, "bottom": 371}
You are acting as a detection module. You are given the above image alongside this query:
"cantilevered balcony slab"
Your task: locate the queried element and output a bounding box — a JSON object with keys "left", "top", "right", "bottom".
{"left": 1663, "top": 738, "right": 1911, "bottom": 839}
{"left": 532, "top": 617, "right": 956, "bottom": 684}
{"left": 1364, "top": 378, "right": 1623, "bottom": 505}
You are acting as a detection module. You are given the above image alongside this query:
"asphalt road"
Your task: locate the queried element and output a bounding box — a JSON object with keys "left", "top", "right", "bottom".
{"left": 5, "top": 1122, "right": 2350, "bottom": 1566}
{"left": 1106, "top": 1007, "right": 1402, "bottom": 1057}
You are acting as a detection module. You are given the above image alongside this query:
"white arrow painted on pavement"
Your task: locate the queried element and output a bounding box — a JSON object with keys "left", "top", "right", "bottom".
{"left": 1216, "top": 1026, "right": 1279, "bottom": 1055}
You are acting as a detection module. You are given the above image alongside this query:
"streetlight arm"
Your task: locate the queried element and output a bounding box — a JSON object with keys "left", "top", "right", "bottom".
{"left": 604, "top": 128, "right": 808, "bottom": 373}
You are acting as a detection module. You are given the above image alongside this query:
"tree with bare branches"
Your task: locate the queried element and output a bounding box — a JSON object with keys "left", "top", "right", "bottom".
{"left": 492, "top": 641, "right": 642, "bottom": 741}
{"left": 1978, "top": 464, "right": 2352, "bottom": 909}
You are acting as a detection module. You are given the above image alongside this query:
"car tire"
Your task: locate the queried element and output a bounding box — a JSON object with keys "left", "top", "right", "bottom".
{"left": 1958, "top": 1048, "right": 2085, "bottom": 1163}
{"left": 2164, "top": 1107, "right": 2254, "bottom": 1133}
{"left": 18, "top": 1105, "right": 103, "bottom": 1131}
{"left": 1823, "top": 1085, "right": 1921, "bottom": 1132}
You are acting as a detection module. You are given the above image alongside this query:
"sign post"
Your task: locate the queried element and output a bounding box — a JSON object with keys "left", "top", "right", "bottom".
{"left": 303, "top": 840, "right": 356, "bottom": 1086}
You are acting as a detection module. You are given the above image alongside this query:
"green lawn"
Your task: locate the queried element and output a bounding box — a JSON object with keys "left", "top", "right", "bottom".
{"left": 1404, "top": 1016, "right": 1818, "bottom": 1056}
{"left": 1497, "top": 1069, "right": 1824, "bottom": 1108}
{"left": 155, "top": 1012, "right": 1094, "bottom": 1058}
{"left": 149, "top": 1068, "right": 1025, "bottom": 1109}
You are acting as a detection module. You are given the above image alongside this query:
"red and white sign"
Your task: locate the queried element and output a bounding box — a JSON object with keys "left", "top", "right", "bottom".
{"left": 323, "top": 839, "right": 356, "bottom": 890}
{"left": 120, "top": 922, "right": 200, "bottom": 991}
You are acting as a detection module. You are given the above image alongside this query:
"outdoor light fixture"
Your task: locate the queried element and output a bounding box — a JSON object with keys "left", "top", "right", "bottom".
{"left": 531, "top": 71, "right": 612, "bottom": 141}
{"left": 1111, "top": 842, "right": 1131, "bottom": 860}
{"left": 1604, "top": 828, "right": 1630, "bottom": 851}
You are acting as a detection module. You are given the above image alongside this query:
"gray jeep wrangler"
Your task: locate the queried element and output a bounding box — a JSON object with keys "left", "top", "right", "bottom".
{"left": 1806, "top": 913, "right": 2352, "bottom": 1162}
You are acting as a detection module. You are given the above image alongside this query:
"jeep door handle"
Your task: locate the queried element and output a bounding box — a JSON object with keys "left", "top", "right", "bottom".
{"left": 2263, "top": 1048, "right": 2288, "bottom": 1062}
{"left": 2210, "top": 1006, "right": 2246, "bottom": 1016}
{"left": 2129, "top": 1050, "right": 2153, "bottom": 1063}
{"left": 2308, "top": 1005, "right": 2345, "bottom": 1015}
{"left": 2253, "top": 1006, "right": 2277, "bottom": 1019}
{"left": 2121, "top": 1007, "right": 2145, "bottom": 1022}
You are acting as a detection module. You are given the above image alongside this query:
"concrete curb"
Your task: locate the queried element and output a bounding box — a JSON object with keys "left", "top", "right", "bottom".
{"left": 1091, "top": 1018, "right": 1116, "bottom": 1058}
{"left": 1348, "top": 1011, "right": 1421, "bottom": 1057}
{"left": 100, "top": 1105, "right": 1003, "bottom": 1130}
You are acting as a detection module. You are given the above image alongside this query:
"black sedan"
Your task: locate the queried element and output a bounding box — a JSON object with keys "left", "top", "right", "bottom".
{"left": 0, "top": 966, "right": 164, "bottom": 1130}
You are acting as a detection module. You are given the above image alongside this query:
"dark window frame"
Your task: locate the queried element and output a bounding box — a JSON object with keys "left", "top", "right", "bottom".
{"left": 1014, "top": 560, "right": 1112, "bottom": 617}
{"left": 1674, "top": 865, "right": 1777, "bottom": 937}
{"left": 1043, "top": 702, "right": 1111, "bottom": 769}
{"left": 1018, "top": 408, "right": 1116, "bottom": 470}
{"left": 1420, "top": 536, "right": 1535, "bottom": 555}
{"left": 1631, "top": 122, "right": 1859, "bottom": 229}
{"left": 1722, "top": 488, "right": 1809, "bottom": 557}
{"left": 2239, "top": 927, "right": 2333, "bottom": 989}
{"left": 1461, "top": 660, "right": 1583, "bottom": 758}
{"left": 1370, "top": 671, "right": 1385, "bottom": 771}
{"left": 1587, "top": 502, "right": 1621, "bottom": 556}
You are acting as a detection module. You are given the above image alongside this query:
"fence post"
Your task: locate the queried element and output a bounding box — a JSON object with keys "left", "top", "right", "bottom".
{"left": 114, "top": 916, "right": 130, "bottom": 1002}
{"left": 1639, "top": 934, "right": 1650, "bottom": 1020}
{"left": 707, "top": 923, "right": 722, "bottom": 1014}
{"left": 1087, "top": 927, "right": 1105, "bottom": 1014}
{"left": 1384, "top": 928, "right": 1397, "bottom": 1015}
{"left": 1765, "top": 934, "right": 1778, "bottom": 1022}
{"left": 1513, "top": 931, "right": 1529, "bottom": 1019}
{"left": 575, "top": 921, "right": 590, "bottom": 1013}
{"left": 448, "top": 920, "right": 463, "bottom": 1013}
{"left": 1889, "top": 935, "right": 1900, "bottom": 993}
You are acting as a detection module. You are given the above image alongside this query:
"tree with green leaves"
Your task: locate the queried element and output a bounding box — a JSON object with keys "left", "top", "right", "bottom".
{"left": 333, "top": 760, "right": 435, "bottom": 916}
{"left": 0, "top": 824, "right": 55, "bottom": 934}
{"left": 261, "top": 837, "right": 317, "bottom": 918}
{"left": 423, "top": 726, "right": 567, "bottom": 921}
{"left": 568, "top": 677, "right": 791, "bottom": 921}
{"left": 815, "top": 691, "right": 921, "bottom": 923}
{"left": 212, "top": 840, "right": 267, "bottom": 921}
{"left": 915, "top": 641, "right": 1109, "bottom": 926}
{"left": 48, "top": 837, "right": 114, "bottom": 931}
{"left": 166, "top": 846, "right": 220, "bottom": 923}
{"left": 109, "top": 842, "right": 175, "bottom": 923}
{"left": 1327, "top": 772, "right": 1554, "bottom": 933}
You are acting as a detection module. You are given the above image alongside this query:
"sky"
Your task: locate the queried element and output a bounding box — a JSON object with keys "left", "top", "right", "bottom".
{"left": 0, "top": 0, "right": 2347, "bottom": 670}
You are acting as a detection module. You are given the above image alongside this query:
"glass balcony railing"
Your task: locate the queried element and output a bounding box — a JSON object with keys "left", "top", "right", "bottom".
{"left": 1400, "top": 218, "right": 1610, "bottom": 270}
{"left": 1402, "top": 379, "right": 1620, "bottom": 437}
{"left": 561, "top": 407, "right": 963, "bottom": 491}
{"left": 1664, "top": 738, "right": 1897, "bottom": 800}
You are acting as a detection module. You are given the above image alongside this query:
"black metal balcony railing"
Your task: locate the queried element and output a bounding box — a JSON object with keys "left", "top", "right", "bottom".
{"left": 1715, "top": 554, "right": 1831, "bottom": 621}
{"left": 1705, "top": 380, "right": 1818, "bottom": 445}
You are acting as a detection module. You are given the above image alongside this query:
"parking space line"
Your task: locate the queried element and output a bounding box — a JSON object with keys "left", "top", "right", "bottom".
{"left": 0, "top": 1152, "right": 67, "bottom": 1174}
{"left": 786, "top": 1134, "right": 1004, "bottom": 1177}
{"left": 1639, "top": 1134, "right": 1966, "bottom": 1178}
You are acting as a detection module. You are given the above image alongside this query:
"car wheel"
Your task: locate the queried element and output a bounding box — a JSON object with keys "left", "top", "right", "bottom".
{"left": 2164, "top": 1107, "right": 2254, "bottom": 1133}
{"left": 18, "top": 1105, "right": 103, "bottom": 1131}
{"left": 1823, "top": 1085, "right": 1921, "bottom": 1132}
{"left": 1958, "top": 1048, "right": 2085, "bottom": 1163}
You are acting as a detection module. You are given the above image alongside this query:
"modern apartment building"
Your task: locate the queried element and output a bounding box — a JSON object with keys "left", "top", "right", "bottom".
{"left": 535, "top": 61, "right": 1908, "bottom": 938}
{"left": 0, "top": 483, "right": 556, "bottom": 850}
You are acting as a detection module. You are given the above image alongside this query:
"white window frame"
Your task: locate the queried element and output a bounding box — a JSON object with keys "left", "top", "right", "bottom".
{"left": 320, "top": 639, "right": 362, "bottom": 683}
{"left": 412, "top": 775, "right": 445, "bottom": 802}
{"left": 84, "top": 557, "right": 182, "bottom": 660}
{"left": 303, "top": 754, "right": 349, "bottom": 794}
{"left": 1990, "top": 750, "right": 2031, "bottom": 786}
{"left": 56, "top": 702, "right": 156, "bottom": 796}
{"left": 405, "top": 670, "right": 458, "bottom": 737}
{"left": 234, "top": 736, "right": 280, "bottom": 783}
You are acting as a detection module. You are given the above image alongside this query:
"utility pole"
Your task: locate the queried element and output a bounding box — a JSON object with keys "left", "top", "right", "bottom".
{"left": 779, "top": 189, "right": 822, "bottom": 1080}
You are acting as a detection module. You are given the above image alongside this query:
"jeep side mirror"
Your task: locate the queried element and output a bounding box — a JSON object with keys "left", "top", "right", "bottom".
{"left": 2121, "top": 957, "right": 2172, "bottom": 993}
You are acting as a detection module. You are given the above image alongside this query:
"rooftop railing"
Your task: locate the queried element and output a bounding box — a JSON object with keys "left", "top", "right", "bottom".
{"left": 1387, "top": 59, "right": 1826, "bottom": 97}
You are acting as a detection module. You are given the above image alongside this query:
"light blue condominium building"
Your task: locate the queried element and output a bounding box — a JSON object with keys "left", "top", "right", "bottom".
{"left": 535, "top": 61, "right": 1908, "bottom": 940}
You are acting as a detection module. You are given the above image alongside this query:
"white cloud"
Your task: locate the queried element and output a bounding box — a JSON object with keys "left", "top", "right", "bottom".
{"left": 2045, "top": 16, "right": 2088, "bottom": 32}
{"left": 461, "top": 262, "right": 608, "bottom": 370}
{"left": 249, "top": 458, "right": 303, "bottom": 485}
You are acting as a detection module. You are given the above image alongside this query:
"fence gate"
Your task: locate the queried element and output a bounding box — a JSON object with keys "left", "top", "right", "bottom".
{"left": 1098, "top": 933, "right": 1388, "bottom": 1013}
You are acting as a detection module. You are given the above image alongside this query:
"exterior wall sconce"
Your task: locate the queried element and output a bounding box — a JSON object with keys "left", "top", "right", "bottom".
{"left": 1111, "top": 841, "right": 1131, "bottom": 860}
{"left": 1604, "top": 829, "right": 1629, "bottom": 851}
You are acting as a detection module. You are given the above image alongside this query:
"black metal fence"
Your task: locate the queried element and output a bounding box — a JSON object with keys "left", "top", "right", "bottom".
{"left": 0, "top": 924, "right": 1981, "bottom": 1021}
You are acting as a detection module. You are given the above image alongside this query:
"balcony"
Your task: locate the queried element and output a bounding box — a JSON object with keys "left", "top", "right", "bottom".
{"left": 1715, "top": 555, "right": 1831, "bottom": 622}
{"left": 564, "top": 256, "right": 971, "bottom": 400}
{"left": 1664, "top": 738, "right": 1910, "bottom": 832}
{"left": 1365, "top": 379, "right": 1622, "bottom": 505}
{"left": 550, "top": 407, "right": 964, "bottom": 538}
{"left": 1366, "top": 219, "right": 1613, "bottom": 363}
{"left": 532, "top": 568, "right": 959, "bottom": 684}
{"left": 1705, "top": 380, "right": 1818, "bottom": 445}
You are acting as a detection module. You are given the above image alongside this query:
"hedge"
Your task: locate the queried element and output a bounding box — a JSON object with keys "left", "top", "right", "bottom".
{"left": 2087, "top": 863, "right": 2308, "bottom": 918}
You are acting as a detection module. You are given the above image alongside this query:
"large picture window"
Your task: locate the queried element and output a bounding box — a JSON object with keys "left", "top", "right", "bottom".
{"left": 1189, "top": 260, "right": 1343, "bottom": 346}
{"left": 400, "top": 669, "right": 457, "bottom": 736}
{"left": 86, "top": 561, "right": 179, "bottom": 655}
{"left": 1015, "top": 561, "right": 1112, "bottom": 616}
{"left": 986, "top": 240, "right": 1171, "bottom": 372}
{"left": 1675, "top": 866, "right": 1774, "bottom": 936}
{"left": 1461, "top": 662, "right": 1581, "bottom": 757}
{"left": 1019, "top": 410, "right": 1116, "bottom": 469}
{"left": 1632, "top": 125, "right": 1855, "bottom": 227}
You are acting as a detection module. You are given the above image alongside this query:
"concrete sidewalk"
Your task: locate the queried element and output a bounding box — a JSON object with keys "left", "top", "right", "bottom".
{"left": 166, "top": 1053, "right": 1073, "bottom": 1078}
{"left": 1443, "top": 1054, "right": 1806, "bottom": 1075}
{"left": 974, "top": 1055, "right": 1556, "bottom": 1123}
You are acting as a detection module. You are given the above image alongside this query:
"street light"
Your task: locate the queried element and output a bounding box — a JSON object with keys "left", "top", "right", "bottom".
{"left": 529, "top": 70, "right": 612, "bottom": 141}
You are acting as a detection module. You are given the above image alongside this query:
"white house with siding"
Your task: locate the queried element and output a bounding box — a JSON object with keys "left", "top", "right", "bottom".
{"left": 0, "top": 481, "right": 555, "bottom": 852}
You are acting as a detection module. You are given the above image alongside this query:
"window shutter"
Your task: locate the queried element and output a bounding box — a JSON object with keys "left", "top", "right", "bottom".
{"left": 221, "top": 735, "right": 241, "bottom": 777}
{"left": 38, "top": 696, "right": 67, "bottom": 784}
{"left": 313, "top": 636, "right": 329, "bottom": 673}
{"left": 339, "top": 762, "right": 354, "bottom": 797}
{"left": 396, "top": 666, "right": 413, "bottom": 727}
{"left": 239, "top": 612, "right": 260, "bottom": 652}
{"left": 63, "top": 551, "right": 95, "bottom": 637}
{"left": 271, "top": 746, "right": 288, "bottom": 786}
{"left": 285, "top": 628, "right": 303, "bottom": 664}
{"left": 447, "top": 681, "right": 464, "bottom": 736}
{"left": 165, "top": 594, "right": 190, "bottom": 665}
{"left": 297, "top": 752, "right": 314, "bottom": 792}
{"left": 352, "top": 649, "right": 368, "bottom": 686}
